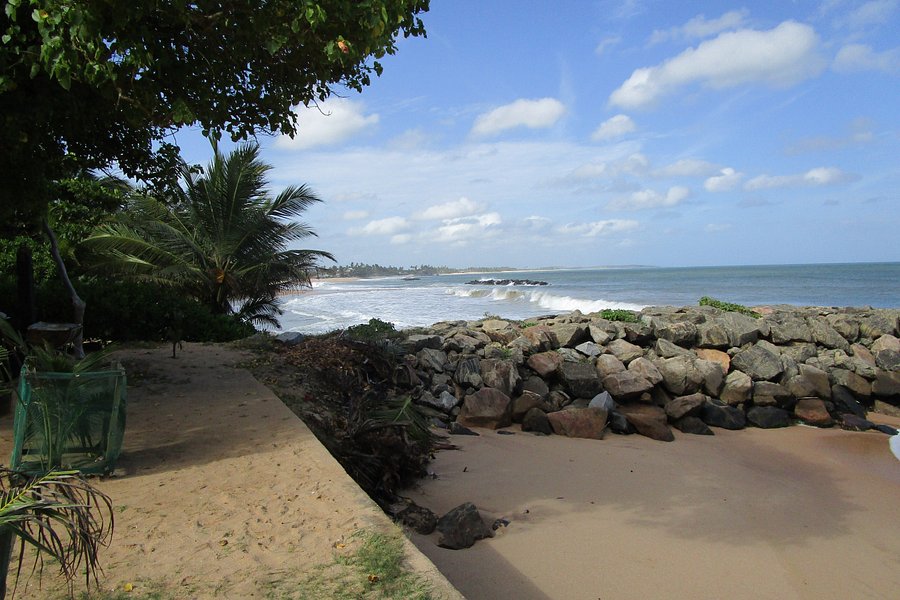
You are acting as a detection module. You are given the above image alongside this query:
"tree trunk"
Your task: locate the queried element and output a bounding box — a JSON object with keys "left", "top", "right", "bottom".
{"left": 42, "top": 220, "right": 85, "bottom": 359}
{"left": 14, "top": 243, "right": 36, "bottom": 333}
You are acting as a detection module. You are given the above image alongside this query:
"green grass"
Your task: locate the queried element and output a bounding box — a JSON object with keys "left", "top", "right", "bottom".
{"left": 598, "top": 309, "right": 640, "bottom": 323}
{"left": 698, "top": 296, "right": 761, "bottom": 318}
{"left": 265, "top": 529, "right": 436, "bottom": 600}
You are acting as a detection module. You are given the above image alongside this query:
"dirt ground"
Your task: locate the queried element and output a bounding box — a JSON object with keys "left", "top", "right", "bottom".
{"left": 0, "top": 342, "right": 460, "bottom": 599}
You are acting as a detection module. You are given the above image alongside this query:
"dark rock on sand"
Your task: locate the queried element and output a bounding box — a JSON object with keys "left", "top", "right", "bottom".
{"left": 436, "top": 502, "right": 494, "bottom": 550}
{"left": 396, "top": 502, "right": 438, "bottom": 535}
{"left": 746, "top": 406, "right": 791, "bottom": 429}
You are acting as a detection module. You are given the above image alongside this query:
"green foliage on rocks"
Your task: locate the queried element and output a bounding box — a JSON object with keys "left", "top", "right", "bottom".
{"left": 698, "top": 296, "right": 761, "bottom": 318}
{"left": 599, "top": 309, "right": 640, "bottom": 323}
{"left": 345, "top": 318, "right": 401, "bottom": 343}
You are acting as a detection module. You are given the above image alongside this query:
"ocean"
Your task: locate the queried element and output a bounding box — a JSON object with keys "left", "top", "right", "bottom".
{"left": 277, "top": 262, "right": 900, "bottom": 335}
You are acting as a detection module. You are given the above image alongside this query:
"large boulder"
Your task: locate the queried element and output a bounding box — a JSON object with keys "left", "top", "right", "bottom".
{"left": 522, "top": 407, "right": 553, "bottom": 435}
{"left": 416, "top": 390, "right": 459, "bottom": 414}
{"left": 830, "top": 368, "right": 871, "bottom": 398}
{"left": 627, "top": 357, "right": 664, "bottom": 386}
{"left": 720, "top": 370, "right": 752, "bottom": 405}
{"left": 511, "top": 390, "right": 545, "bottom": 422}
{"left": 547, "top": 407, "right": 608, "bottom": 439}
{"left": 456, "top": 388, "right": 512, "bottom": 429}
{"left": 606, "top": 339, "right": 644, "bottom": 364}
{"left": 694, "top": 348, "right": 730, "bottom": 373}
{"left": 402, "top": 334, "right": 443, "bottom": 353}
{"left": 417, "top": 347, "right": 449, "bottom": 372}
{"left": 807, "top": 318, "right": 851, "bottom": 351}
{"left": 751, "top": 381, "right": 791, "bottom": 407}
{"left": 617, "top": 404, "right": 674, "bottom": 441}
{"left": 595, "top": 354, "right": 626, "bottom": 378}
{"left": 746, "top": 406, "right": 791, "bottom": 429}
{"left": 793, "top": 397, "right": 834, "bottom": 427}
{"left": 521, "top": 325, "right": 559, "bottom": 352}
{"left": 769, "top": 317, "right": 813, "bottom": 344}
{"left": 527, "top": 351, "right": 561, "bottom": 377}
{"left": 872, "top": 369, "right": 900, "bottom": 398}
{"left": 653, "top": 319, "right": 698, "bottom": 347}
{"left": 672, "top": 416, "right": 714, "bottom": 435}
{"left": 480, "top": 359, "right": 522, "bottom": 397}
{"left": 665, "top": 392, "right": 707, "bottom": 421}
{"left": 701, "top": 399, "right": 747, "bottom": 430}
{"left": 657, "top": 355, "right": 703, "bottom": 395}
{"left": 602, "top": 371, "right": 654, "bottom": 400}
{"left": 731, "top": 341, "right": 784, "bottom": 381}
{"left": 548, "top": 323, "right": 590, "bottom": 348}
{"left": 588, "top": 391, "right": 616, "bottom": 412}
{"left": 436, "top": 502, "right": 494, "bottom": 550}
{"left": 557, "top": 362, "right": 604, "bottom": 399}
{"left": 481, "top": 319, "right": 520, "bottom": 345}
{"left": 521, "top": 375, "right": 550, "bottom": 399}
{"left": 785, "top": 364, "right": 831, "bottom": 400}
{"left": 695, "top": 359, "right": 725, "bottom": 396}
{"left": 655, "top": 338, "right": 694, "bottom": 358}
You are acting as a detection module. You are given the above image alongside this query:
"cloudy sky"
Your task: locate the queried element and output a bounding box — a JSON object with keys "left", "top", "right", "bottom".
{"left": 179, "top": 0, "right": 900, "bottom": 269}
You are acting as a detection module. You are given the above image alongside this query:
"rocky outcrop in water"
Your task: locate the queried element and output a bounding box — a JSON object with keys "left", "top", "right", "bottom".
{"left": 465, "top": 279, "right": 549, "bottom": 286}
{"left": 399, "top": 305, "right": 900, "bottom": 442}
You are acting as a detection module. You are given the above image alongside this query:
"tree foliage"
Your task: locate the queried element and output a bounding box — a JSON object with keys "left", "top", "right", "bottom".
{"left": 1, "top": 0, "right": 430, "bottom": 217}
{"left": 86, "top": 142, "right": 334, "bottom": 327}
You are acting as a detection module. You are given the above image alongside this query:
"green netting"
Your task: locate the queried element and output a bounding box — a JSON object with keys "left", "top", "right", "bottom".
{"left": 10, "top": 361, "right": 126, "bottom": 475}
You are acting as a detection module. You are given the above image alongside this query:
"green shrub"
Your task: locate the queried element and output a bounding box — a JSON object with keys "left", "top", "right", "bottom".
{"left": 345, "top": 318, "right": 400, "bottom": 342}
{"left": 698, "top": 296, "right": 761, "bottom": 318}
{"left": 599, "top": 309, "right": 640, "bottom": 323}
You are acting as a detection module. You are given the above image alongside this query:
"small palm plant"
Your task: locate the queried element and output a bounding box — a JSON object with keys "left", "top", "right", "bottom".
{"left": 0, "top": 468, "right": 114, "bottom": 599}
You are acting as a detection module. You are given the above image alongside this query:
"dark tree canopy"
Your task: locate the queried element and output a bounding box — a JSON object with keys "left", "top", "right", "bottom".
{"left": 0, "top": 0, "right": 429, "bottom": 222}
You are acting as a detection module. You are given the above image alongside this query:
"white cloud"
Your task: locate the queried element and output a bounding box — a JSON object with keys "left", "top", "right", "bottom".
{"left": 557, "top": 219, "right": 639, "bottom": 237}
{"left": 595, "top": 36, "right": 621, "bottom": 56}
{"left": 608, "top": 185, "right": 690, "bottom": 210}
{"left": 523, "top": 216, "right": 552, "bottom": 230}
{"left": 592, "top": 114, "right": 636, "bottom": 141}
{"left": 744, "top": 167, "right": 855, "bottom": 190}
{"left": 390, "top": 234, "right": 412, "bottom": 245}
{"left": 571, "top": 152, "right": 649, "bottom": 180}
{"left": 471, "top": 98, "right": 566, "bottom": 137}
{"left": 654, "top": 158, "right": 719, "bottom": 177}
{"left": 342, "top": 210, "right": 369, "bottom": 220}
{"left": 650, "top": 9, "right": 749, "bottom": 44}
{"left": 833, "top": 43, "right": 900, "bottom": 73}
{"left": 704, "top": 167, "right": 744, "bottom": 192}
{"left": 704, "top": 223, "right": 732, "bottom": 233}
{"left": 610, "top": 21, "right": 825, "bottom": 109}
{"left": 434, "top": 213, "right": 502, "bottom": 243}
{"left": 414, "top": 197, "right": 482, "bottom": 220}
{"left": 350, "top": 216, "right": 409, "bottom": 236}
{"left": 275, "top": 98, "right": 379, "bottom": 150}
{"left": 844, "top": 0, "right": 899, "bottom": 29}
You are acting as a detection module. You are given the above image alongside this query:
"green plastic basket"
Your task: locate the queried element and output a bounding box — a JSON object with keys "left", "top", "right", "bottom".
{"left": 10, "top": 361, "right": 126, "bottom": 475}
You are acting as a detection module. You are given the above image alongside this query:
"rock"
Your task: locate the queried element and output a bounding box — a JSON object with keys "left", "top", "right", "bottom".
{"left": 574, "top": 341, "right": 603, "bottom": 358}
{"left": 702, "top": 400, "right": 747, "bottom": 430}
{"left": 695, "top": 359, "right": 725, "bottom": 396}
{"left": 752, "top": 381, "right": 791, "bottom": 407}
{"left": 831, "top": 368, "right": 871, "bottom": 398}
{"left": 831, "top": 385, "right": 867, "bottom": 419}
{"left": 785, "top": 364, "right": 831, "bottom": 400}
{"left": 417, "top": 347, "right": 449, "bottom": 372}
{"left": 481, "top": 319, "right": 520, "bottom": 345}
{"left": 480, "top": 359, "right": 522, "bottom": 397}
{"left": 521, "top": 325, "right": 559, "bottom": 352}
{"left": 548, "top": 323, "right": 590, "bottom": 348}
{"left": 448, "top": 422, "right": 479, "bottom": 436}
{"left": 521, "top": 375, "right": 549, "bottom": 399}
{"left": 627, "top": 357, "right": 664, "bottom": 386}
{"left": 527, "top": 351, "right": 561, "bottom": 378}
{"left": 793, "top": 397, "right": 834, "bottom": 427}
{"left": 436, "top": 502, "right": 494, "bottom": 550}
{"left": 522, "top": 407, "right": 553, "bottom": 435}
{"left": 602, "top": 371, "right": 653, "bottom": 400}
{"left": 595, "top": 354, "right": 626, "bottom": 378}
{"left": 605, "top": 410, "right": 631, "bottom": 434}
{"left": 556, "top": 347, "right": 584, "bottom": 363}
{"left": 588, "top": 391, "right": 616, "bottom": 412}
{"left": 746, "top": 406, "right": 791, "bottom": 429}
{"left": 542, "top": 390, "right": 571, "bottom": 412}
{"left": 807, "top": 318, "right": 851, "bottom": 351}
{"left": 444, "top": 332, "right": 489, "bottom": 354}
{"left": 769, "top": 317, "right": 813, "bottom": 344}
{"left": 617, "top": 404, "right": 674, "bottom": 441}
{"left": 720, "top": 370, "right": 752, "bottom": 406}
{"left": 454, "top": 356, "right": 482, "bottom": 388}
{"left": 781, "top": 342, "right": 819, "bottom": 364}
{"left": 657, "top": 355, "right": 702, "bottom": 395}
{"left": 557, "top": 362, "right": 604, "bottom": 399}
{"left": 696, "top": 321, "right": 731, "bottom": 349}
{"left": 457, "top": 388, "right": 512, "bottom": 430}
{"left": 588, "top": 324, "right": 612, "bottom": 345}
{"left": 825, "top": 314, "right": 859, "bottom": 342}
{"left": 839, "top": 414, "right": 874, "bottom": 432}
{"left": 872, "top": 423, "right": 899, "bottom": 435}
{"left": 872, "top": 369, "right": 900, "bottom": 398}
{"left": 275, "top": 331, "right": 306, "bottom": 345}
{"left": 417, "top": 390, "right": 459, "bottom": 413}
{"left": 672, "top": 416, "right": 714, "bottom": 435}
{"left": 607, "top": 339, "right": 644, "bottom": 364}
{"left": 396, "top": 502, "right": 438, "bottom": 534}
{"left": 402, "top": 334, "right": 443, "bottom": 353}
{"left": 622, "top": 322, "right": 653, "bottom": 344}
{"left": 665, "top": 393, "right": 707, "bottom": 421}
{"left": 871, "top": 334, "right": 900, "bottom": 354}
{"left": 850, "top": 343, "right": 877, "bottom": 366}
{"left": 511, "top": 391, "right": 544, "bottom": 422}
{"left": 653, "top": 319, "right": 698, "bottom": 346}
{"left": 547, "top": 407, "right": 608, "bottom": 439}
{"left": 875, "top": 349, "right": 900, "bottom": 371}
{"left": 694, "top": 348, "right": 730, "bottom": 373}
{"left": 731, "top": 341, "right": 783, "bottom": 381}
{"left": 654, "top": 338, "right": 693, "bottom": 358}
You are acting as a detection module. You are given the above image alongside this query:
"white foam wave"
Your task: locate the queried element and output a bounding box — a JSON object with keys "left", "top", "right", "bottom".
{"left": 890, "top": 433, "right": 900, "bottom": 462}
{"left": 527, "top": 291, "right": 644, "bottom": 313}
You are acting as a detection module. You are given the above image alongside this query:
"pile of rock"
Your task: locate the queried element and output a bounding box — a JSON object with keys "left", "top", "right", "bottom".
{"left": 400, "top": 305, "right": 900, "bottom": 442}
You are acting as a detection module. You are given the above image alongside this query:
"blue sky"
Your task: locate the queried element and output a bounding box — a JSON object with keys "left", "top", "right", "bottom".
{"left": 177, "top": 0, "right": 900, "bottom": 269}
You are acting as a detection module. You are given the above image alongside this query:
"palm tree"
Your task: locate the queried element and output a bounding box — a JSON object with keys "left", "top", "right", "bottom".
{"left": 86, "top": 142, "right": 334, "bottom": 327}
{"left": 0, "top": 468, "right": 114, "bottom": 599}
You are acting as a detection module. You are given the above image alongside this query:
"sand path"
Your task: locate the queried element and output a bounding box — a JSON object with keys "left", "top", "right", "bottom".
{"left": 407, "top": 420, "right": 900, "bottom": 600}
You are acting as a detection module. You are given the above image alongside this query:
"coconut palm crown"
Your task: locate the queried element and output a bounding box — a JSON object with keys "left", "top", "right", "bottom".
{"left": 87, "top": 142, "right": 334, "bottom": 327}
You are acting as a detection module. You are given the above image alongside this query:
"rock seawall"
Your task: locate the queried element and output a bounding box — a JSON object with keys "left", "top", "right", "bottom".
{"left": 400, "top": 305, "right": 900, "bottom": 441}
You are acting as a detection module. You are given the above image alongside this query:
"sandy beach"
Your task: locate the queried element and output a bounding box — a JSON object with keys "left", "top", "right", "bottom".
{"left": 406, "top": 420, "right": 900, "bottom": 600}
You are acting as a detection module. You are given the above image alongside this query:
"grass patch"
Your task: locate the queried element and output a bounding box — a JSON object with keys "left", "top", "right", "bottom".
{"left": 698, "top": 296, "right": 761, "bottom": 318}
{"left": 598, "top": 309, "right": 640, "bottom": 323}
{"left": 266, "top": 529, "right": 436, "bottom": 600}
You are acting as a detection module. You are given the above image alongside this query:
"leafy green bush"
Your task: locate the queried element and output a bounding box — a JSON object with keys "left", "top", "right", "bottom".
{"left": 345, "top": 318, "right": 400, "bottom": 342}
{"left": 698, "top": 296, "right": 761, "bottom": 318}
{"left": 599, "top": 309, "right": 640, "bottom": 323}
{"left": 0, "top": 277, "right": 255, "bottom": 343}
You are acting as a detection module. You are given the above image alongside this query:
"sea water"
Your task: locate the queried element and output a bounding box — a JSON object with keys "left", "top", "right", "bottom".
{"left": 276, "top": 262, "right": 900, "bottom": 334}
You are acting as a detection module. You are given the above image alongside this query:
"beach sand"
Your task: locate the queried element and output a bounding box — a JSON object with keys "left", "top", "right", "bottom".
{"left": 406, "top": 419, "right": 900, "bottom": 600}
